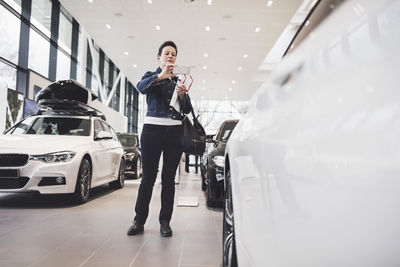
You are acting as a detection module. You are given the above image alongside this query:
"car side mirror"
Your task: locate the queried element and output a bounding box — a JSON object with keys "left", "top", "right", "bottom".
{"left": 95, "top": 130, "right": 113, "bottom": 140}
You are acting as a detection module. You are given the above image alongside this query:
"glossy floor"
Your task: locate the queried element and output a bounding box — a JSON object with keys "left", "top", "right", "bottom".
{"left": 0, "top": 171, "right": 222, "bottom": 267}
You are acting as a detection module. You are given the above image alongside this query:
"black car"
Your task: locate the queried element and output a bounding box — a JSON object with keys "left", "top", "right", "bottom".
{"left": 205, "top": 119, "right": 238, "bottom": 207}
{"left": 118, "top": 133, "right": 141, "bottom": 179}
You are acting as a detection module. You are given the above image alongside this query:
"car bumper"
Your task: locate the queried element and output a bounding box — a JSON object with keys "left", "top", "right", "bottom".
{"left": 0, "top": 156, "right": 81, "bottom": 194}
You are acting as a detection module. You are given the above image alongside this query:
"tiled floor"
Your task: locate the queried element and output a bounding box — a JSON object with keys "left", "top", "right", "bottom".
{"left": 0, "top": 171, "right": 223, "bottom": 267}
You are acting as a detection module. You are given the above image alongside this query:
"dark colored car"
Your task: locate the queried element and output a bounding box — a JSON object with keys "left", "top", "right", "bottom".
{"left": 205, "top": 119, "right": 238, "bottom": 207}
{"left": 200, "top": 134, "right": 215, "bottom": 191}
{"left": 118, "top": 133, "right": 141, "bottom": 179}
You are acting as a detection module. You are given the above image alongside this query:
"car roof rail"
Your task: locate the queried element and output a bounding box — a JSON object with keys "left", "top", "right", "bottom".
{"left": 36, "top": 99, "right": 107, "bottom": 121}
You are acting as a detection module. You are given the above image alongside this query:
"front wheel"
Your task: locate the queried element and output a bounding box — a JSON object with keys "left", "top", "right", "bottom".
{"left": 73, "top": 158, "right": 92, "bottom": 204}
{"left": 110, "top": 159, "right": 125, "bottom": 189}
{"left": 223, "top": 170, "right": 238, "bottom": 267}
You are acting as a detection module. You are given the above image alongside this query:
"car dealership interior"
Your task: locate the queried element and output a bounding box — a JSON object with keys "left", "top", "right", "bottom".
{"left": 1, "top": 0, "right": 399, "bottom": 266}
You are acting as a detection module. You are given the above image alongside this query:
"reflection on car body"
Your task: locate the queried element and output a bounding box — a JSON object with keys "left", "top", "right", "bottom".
{"left": 223, "top": 0, "right": 400, "bottom": 266}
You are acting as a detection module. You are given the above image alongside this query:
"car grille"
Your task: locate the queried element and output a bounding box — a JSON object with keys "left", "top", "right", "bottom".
{"left": 0, "top": 154, "right": 29, "bottom": 167}
{"left": 0, "top": 177, "right": 29, "bottom": 189}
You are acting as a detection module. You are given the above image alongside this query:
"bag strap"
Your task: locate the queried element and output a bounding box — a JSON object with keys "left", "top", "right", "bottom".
{"left": 180, "top": 94, "right": 198, "bottom": 121}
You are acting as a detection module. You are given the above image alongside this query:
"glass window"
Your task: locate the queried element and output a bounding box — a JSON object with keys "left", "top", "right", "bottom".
{"left": 94, "top": 120, "right": 103, "bottom": 137}
{"left": 58, "top": 6, "right": 72, "bottom": 54}
{"left": 28, "top": 29, "right": 50, "bottom": 78}
{"left": 3, "top": 0, "right": 22, "bottom": 13}
{"left": 0, "top": 61, "right": 17, "bottom": 89}
{"left": 31, "top": 0, "right": 52, "bottom": 37}
{"left": 6, "top": 117, "right": 91, "bottom": 136}
{"left": 56, "top": 49, "right": 70, "bottom": 81}
{"left": 103, "top": 57, "right": 109, "bottom": 88}
{"left": 0, "top": 4, "right": 21, "bottom": 64}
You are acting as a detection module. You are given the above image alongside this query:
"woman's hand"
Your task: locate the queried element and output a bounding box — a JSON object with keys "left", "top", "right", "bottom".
{"left": 176, "top": 83, "right": 188, "bottom": 99}
{"left": 157, "top": 64, "right": 176, "bottom": 81}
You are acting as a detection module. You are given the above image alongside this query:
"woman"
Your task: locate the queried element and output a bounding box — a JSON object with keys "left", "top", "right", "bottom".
{"left": 127, "top": 41, "right": 192, "bottom": 237}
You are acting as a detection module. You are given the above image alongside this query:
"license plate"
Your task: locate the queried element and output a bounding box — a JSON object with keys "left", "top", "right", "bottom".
{"left": 0, "top": 169, "right": 19, "bottom": 178}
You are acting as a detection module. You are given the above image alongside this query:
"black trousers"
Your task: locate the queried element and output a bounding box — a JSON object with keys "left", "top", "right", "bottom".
{"left": 134, "top": 124, "right": 182, "bottom": 225}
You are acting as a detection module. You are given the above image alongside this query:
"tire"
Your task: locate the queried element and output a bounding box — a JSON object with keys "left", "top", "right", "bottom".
{"left": 223, "top": 170, "right": 238, "bottom": 267}
{"left": 133, "top": 157, "right": 141, "bottom": 179}
{"left": 73, "top": 158, "right": 92, "bottom": 204}
{"left": 110, "top": 159, "right": 125, "bottom": 189}
{"left": 206, "top": 176, "right": 219, "bottom": 208}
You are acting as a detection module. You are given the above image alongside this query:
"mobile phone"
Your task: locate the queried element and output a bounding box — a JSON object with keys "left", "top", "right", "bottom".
{"left": 172, "top": 65, "right": 190, "bottom": 75}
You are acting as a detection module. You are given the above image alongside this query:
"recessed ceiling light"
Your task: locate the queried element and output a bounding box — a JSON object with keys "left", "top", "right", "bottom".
{"left": 205, "top": 26, "right": 211, "bottom": 32}
{"left": 204, "top": 53, "right": 208, "bottom": 57}
{"left": 237, "top": 66, "right": 242, "bottom": 70}
{"left": 228, "top": 88, "right": 233, "bottom": 91}
{"left": 203, "top": 66, "right": 207, "bottom": 70}
{"left": 147, "top": 0, "right": 152, "bottom": 4}
{"left": 243, "top": 54, "right": 248, "bottom": 58}
{"left": 132, "top": 64, "right": 137, "bottom": 68}
{"left": 232, "top": 80, "right": 236, "bottom": 84}
{"left": 267, "top": 1, "right": 273, "bottom": 7}
{"left": 105, "top": 24, "right": 111, "bottom": 29}
{"left": 255, "top": 27, "right": 260, "bottom": 32}
{"left": 207, "top": 0, "right": 213, "bottom": 5}
{"left": 225, "top": 96, "right": 228, "bottom": 100}
{"left": 124, "top": 51, "right": 129, "bottom": 56}
{"left": 88, "top": 0, "right": 93, "bottom": 3}
{"left": 202, "top": 80, "right": 206, "bottom": 83}
{"left": 155, "top": 25, "right": 161, "bottom": 30}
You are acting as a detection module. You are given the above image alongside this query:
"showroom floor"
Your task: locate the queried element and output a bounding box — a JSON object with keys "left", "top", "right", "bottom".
{"left": 0, "top": 170, "right": 223, "bottom": 267}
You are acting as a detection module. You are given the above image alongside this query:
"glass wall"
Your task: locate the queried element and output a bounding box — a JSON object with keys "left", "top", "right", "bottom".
{"left": 0, "top": 60, "right": 17, "bottom": 89}
{"left": 0, "top": 4, "right": 20, "bottom": 64}
{"left": 28, "top": 28, "right": 50, "bottom": 78}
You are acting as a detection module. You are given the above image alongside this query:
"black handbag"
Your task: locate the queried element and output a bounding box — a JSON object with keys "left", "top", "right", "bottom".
{"left": 181, "top": 106, "right": 206, "bottom": 156}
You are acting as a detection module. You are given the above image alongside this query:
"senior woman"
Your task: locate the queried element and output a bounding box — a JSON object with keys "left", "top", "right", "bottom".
{"left": 127, "top": 40, "right": 192, "bottom": 237}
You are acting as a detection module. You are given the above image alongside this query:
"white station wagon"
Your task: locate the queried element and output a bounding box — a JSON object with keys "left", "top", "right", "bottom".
{"left": 0, "top": 102, "right": 125, "bottom": 203}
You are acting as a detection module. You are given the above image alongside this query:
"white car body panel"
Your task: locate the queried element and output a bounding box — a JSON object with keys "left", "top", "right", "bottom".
{"left": 0, "top": 116, "right": 124, "bottom": 194}
{"left": 226, "top": 0, "right": 400, "bottom": 266}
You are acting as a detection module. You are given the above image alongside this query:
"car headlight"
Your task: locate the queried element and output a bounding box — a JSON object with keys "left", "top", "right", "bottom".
{"left": 213, "top": 155, "right": 225, "bottom": 168}
{"left": 30, "top": 151, "right": 76, "bottom": 163}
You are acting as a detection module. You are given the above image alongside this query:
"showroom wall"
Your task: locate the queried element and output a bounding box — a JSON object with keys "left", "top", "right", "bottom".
{"left": 0, "top": 0, "right": 139, "bottom": 133}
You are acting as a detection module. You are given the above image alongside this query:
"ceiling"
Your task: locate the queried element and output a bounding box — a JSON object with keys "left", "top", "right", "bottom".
{"left": 59, "top": 0, "right": 304, "bottom": 101}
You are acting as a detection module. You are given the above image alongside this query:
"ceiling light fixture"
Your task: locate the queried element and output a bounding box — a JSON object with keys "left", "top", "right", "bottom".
{"left": 105, "top": 24, "right": 111, "bottom": 29}
{"left": 203, "top": 66, "right": 207, "bottom": 70}
{"left": 243, "top": 54, "right": 248, "bottom": 58}
{"left": 147, "top": 0, "right": 152, "bottom": 3}
{"left": 124, "top": 51, "right": 129, "bottom": 56}
{"left": 204, "top": 53, "right": 208, "bottom": 57}
{"left": 232, "top": 80, "right": 236, "bottom": 84}
{"left": 228, "top": 88, "right": 233, "bottom": 91}
{"left": 267, "top": 1, "right": 273, "bottom": 7}
{"left": 202, "top": 80, "right": 206, "bottom": 83}
{"left": 155, "top": 25, "right": 161, "bottom": 30}
{"left": 205, "top": 26, "right": 211, "bottom": 32}
{"left": 132, "top": 64, "right": 137, "bottom": 68}
{"left": 237, "top": 66, "right": 242, "bottom": 70}
{"left": 88, "top": 0, "right": 93, "bottom": 3}
{"left": 255, "top": 27, "right": 260, "bottom": 32}
{"left": 207, "top": 0, "right": 213, "bottom": 5}
{"left": 225, "top": 96, "right": 228, "bottom": 100}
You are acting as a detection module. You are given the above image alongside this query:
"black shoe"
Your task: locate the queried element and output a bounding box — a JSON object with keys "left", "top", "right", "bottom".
{"left": 160, "top": 223, "right": 172, "bottom": 237}
{"left": 127, "top": 221, "right": 144, "bottom": 236}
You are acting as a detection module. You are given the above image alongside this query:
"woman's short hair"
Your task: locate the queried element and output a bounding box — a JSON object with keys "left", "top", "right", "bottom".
{"left": 158, "top": 41, "right": 177, "bottom": 56}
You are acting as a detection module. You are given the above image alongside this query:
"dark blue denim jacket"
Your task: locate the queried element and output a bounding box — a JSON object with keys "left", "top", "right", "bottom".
{"left": 137, "top": 67, "right": 192, "bottom": 120}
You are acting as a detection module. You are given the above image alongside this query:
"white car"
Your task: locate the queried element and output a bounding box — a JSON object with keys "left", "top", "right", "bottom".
{"left": 223, "top": 0, "right": 400, "bottom": 266}
{"left": 0, "top": 109, "right": 125, "bottom": 203}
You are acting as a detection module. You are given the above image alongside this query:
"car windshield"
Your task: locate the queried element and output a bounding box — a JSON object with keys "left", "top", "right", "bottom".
{"left": 5, "top": 117, "right": 91, "bottom": 136}
{"left": 218, "top": 121, "right": 238, "bottom": 141}
{"left": 119, "top": 135, "right": 137, "bottom": 147}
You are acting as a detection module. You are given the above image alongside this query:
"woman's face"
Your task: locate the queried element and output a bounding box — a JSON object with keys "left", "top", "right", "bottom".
{"left": 158, "top": 46, "right": 177, "bottom": 68}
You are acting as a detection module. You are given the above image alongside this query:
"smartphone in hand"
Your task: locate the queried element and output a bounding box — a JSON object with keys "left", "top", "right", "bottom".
{"left": 172, "top": 66, "right": 190, "bottom": 75}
